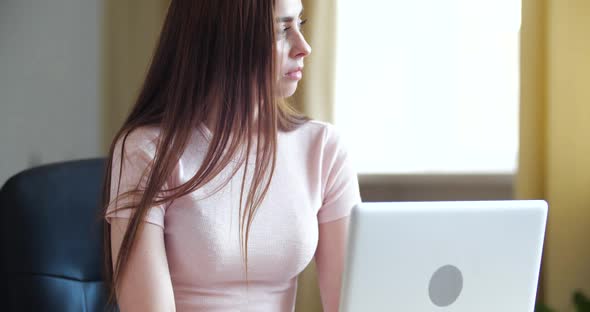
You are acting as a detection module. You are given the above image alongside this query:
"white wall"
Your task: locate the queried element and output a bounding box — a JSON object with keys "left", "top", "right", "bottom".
{"left": 0, "top": 0, "right": 101, "bottom": 185}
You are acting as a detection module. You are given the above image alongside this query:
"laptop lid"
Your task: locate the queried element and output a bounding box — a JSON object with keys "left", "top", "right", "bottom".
{"left": 340, "top": 200, "right": 548, "bottom": 312}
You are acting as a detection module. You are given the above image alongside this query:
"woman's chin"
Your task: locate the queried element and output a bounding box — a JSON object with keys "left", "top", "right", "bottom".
{"left": 277, "top": 81, "right": 299, "bottom": 98}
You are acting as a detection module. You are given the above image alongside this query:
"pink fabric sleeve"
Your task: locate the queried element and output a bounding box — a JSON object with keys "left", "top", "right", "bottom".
{"left": 317, "top": 125, "right": 362, "bottom": 224}
{"left": 105, "top": 131, "right": 168, "bottom": 228}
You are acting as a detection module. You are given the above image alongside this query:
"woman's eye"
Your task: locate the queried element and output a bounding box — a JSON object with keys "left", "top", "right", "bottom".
{"left": 277, "top": 18, "right": 307, "bottom": 38}
{"left": 299, "top": 19, "right": 307, "bottom": 28}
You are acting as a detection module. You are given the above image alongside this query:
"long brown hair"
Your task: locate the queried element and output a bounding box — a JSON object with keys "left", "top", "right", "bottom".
{"left": 101, "top": 0, "right": 308, "bottom": 306}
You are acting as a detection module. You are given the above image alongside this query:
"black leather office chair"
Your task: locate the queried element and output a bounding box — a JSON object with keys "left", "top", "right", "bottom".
{"left": 0, "top": 158, "right": 117, "bottom": 311}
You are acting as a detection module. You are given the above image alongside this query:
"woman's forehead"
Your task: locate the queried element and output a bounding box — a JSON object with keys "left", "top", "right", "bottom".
{"left": 275, "top": 0, "right": 303, "bottom": 18}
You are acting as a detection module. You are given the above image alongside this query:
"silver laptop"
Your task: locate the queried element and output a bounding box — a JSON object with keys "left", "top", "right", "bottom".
{"left": 339, "top": 200, "right": 547, "bottom": 312}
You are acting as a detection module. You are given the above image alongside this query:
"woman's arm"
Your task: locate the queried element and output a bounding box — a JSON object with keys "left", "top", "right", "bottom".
{"left": 315, "top": 216, "right": 350, "bottom": 312}
{"left": 110, "top": 219, "right": 176, "bottom": 312}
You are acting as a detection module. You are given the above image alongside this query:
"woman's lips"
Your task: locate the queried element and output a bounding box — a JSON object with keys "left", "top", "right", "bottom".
{"left": 285, "top": 68, "right": 303, "bottom": 80}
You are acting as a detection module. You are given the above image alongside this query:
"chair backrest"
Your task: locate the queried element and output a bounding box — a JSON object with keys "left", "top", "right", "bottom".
{"left": 0, "top": 158, "right": 116, "bottom": 311}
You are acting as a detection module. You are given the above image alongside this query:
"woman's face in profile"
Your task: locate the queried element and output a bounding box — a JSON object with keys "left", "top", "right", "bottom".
{"left": 274, "top": 0, "right": 312, "bottom": 98}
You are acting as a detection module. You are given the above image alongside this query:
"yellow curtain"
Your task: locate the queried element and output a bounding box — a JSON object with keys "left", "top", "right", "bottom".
{"left": 101, "top": 0, "right": 169, "bottom": 151}
{"left": 517, "top": 0, "right": 590, "bottom": 310}
{"left": 292, "top": 0, "right": 338, "bottom": 123}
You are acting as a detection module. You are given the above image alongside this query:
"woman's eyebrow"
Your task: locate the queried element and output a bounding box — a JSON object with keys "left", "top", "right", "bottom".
{"left": 275, "top": 9, "right": 303, "bottom": 23}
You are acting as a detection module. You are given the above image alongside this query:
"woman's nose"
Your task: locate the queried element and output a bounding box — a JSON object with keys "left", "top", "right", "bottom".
{"left": 290, "top": 32, "right": 312, "bottom": 59}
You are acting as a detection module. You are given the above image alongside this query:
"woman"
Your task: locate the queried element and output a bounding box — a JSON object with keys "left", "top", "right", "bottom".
{"left": 102, "top": 0, "right": 361, "bottom": 311}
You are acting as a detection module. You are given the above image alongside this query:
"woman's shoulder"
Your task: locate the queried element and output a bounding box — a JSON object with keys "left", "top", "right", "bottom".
{"left": 113, "top": 125, "right": 163, "bottom": 156}
{"left": 297, "top": 119, "right": 337, "bottom": 135}
{"left": 295, "top": 119, "right": 344, "bottom": 144}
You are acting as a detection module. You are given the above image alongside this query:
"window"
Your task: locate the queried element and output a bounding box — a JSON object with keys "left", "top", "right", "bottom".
{"left": 334, "top": 0, "right": 521, "bottom": 174}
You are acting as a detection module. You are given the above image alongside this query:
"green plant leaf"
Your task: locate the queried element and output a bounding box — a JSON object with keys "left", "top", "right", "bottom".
{"left": 573, "top": 290, "right": 590, "bottom": 312}
{"left": 535, "top": 302, "right": 556, "bottom": 312}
